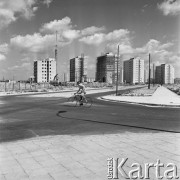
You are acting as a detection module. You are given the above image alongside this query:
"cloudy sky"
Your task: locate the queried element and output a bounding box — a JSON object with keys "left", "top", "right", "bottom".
{"left": 0, "top": 0, "right": 180, "bottom": 80}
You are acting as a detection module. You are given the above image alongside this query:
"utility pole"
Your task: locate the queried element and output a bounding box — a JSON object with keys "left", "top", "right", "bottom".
{"left": 54, "top": 31, "right": 58, "bottom": 84}
{"left": 55, "top": 31, "right": 58, "bottom": 73}
{"left": 148, "top": 53, "right": 151, "bottom": 89}
{"left": 116, "top": 45, "right": 119, "bottom": 96}
{"left": 153, "top": 63, "right": 155, "bottom": 86}
{"left": 64, "top": 73, "right": 66, "bottom": 82}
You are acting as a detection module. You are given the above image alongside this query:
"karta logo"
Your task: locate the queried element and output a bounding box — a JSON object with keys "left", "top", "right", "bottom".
{"left": 107, "top": 158, "right": 179, "bottom": 179}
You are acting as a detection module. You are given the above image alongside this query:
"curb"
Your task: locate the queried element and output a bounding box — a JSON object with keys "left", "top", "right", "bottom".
{"left": 100, "top": 97, "right": 180, "bottom": 108}
{"left": 0, "top": 88, "right": 112, "bottom": 97}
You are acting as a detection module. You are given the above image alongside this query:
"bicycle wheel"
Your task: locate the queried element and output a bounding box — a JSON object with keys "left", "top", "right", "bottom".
{"left": 67, "top": 96, "right": 77, "bottom": 106}
{"left": 82, "top": 97, "right": 93, "bottom": 108}
{"left": 75, "top": 95, "right": 81, "bottom": 106}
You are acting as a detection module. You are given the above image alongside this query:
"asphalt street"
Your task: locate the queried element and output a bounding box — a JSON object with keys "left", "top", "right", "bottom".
{"left": 0, "top": 89, "right": 180, "bottom": 143}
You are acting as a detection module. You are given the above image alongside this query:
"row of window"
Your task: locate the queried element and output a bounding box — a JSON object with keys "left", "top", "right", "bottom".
{"left": 41, "top": 77, "right": 52, "bottom": 79}
{"left": 42, "top": 67, "right": 52, "bottom": 69}
{"left": 42, "top": 74, "right": 52, "bottom": 76}
{"left": 42, "top": 61, "right": 53, "bottom": 63}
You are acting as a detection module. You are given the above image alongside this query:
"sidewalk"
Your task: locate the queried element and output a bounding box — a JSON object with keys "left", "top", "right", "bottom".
{"left": 0, "top": 131, "right": 180, "bottom": 180}
{"left": 0, "top": 87, "right": 100, "bottom": 97}
{"left": 101, "top": 86, "right": 180, "bottom": 107}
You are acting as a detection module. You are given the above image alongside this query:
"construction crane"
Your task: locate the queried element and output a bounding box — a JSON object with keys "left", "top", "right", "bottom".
{"left": 51, "top": 31, "right": 59, "bottom": 86}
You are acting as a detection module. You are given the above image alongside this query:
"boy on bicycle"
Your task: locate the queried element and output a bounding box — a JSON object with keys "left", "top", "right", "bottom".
{"left": 75, "top": 81, "right": 86, "bottom": 105}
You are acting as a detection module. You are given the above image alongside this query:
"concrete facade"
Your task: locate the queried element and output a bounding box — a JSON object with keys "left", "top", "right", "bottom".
{"left": 123, "top": 57, "right": 144, "bottom": 84}
{"left": 155, "top": 64, "right": 174, "bottom": 84}
{"left": 96, "top": 53, "right": 122, "bottom": 84}
{"left": 161, "top": 64, "right": 174, "bottom": 84}
{"left": 155, "top": 66, "right": 162, "bottom": 84}
{"left": 70, "top": 55, "right": 87, "bottom": 82}
{"left": 34, "top": 58, "right": 56, "bottom": 83}
{"left": 174, "top": 78, "right": 180, "bottom": 84}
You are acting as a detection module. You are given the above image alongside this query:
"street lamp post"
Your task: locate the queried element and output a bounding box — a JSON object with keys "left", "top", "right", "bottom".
{"left": 148, "top": 53, "right": 151, "bottom": 89}
{"left": 116, "top": 45, "right": 119, "bottom": 96}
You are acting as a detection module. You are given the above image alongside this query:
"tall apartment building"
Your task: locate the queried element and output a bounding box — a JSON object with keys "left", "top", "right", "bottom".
{"left": 95, "top": 53, "right": 122, "bottom": 84}
{"left": 155, "top": 66, "right": 162, "bottom": 84}
{"left": 123, "top": 57, "right": 144, "bottom": 84}
{"left": 34, "top": 58, "right": 56, "bottom": 83}
{"left": 174, "top": 78, "right": 180, "bottom": 84}
{"left": 155, "top": 64, "right": 174, "bottom": 84}
{"left": 70, "top": 54, "right": 87, "bottom": 82}
{"left": 161, "top": 64, "right": 174, "bottom": 84}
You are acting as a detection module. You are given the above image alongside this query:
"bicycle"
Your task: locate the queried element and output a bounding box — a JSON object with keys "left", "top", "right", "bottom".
{"left": 67, "top": 94, "right": 93, "bottom": 107}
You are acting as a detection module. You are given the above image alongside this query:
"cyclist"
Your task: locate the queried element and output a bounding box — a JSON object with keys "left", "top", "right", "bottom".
{"left": 74, "top": 81, "right": 86, "bottom": 105}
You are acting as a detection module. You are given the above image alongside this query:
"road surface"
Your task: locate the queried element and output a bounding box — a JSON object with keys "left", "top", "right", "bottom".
{"left": 0, "top": 89, "right": 180, "bottom": 142}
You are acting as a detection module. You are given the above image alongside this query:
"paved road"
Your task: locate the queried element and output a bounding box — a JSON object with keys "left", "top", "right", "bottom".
{"left": 0, "top": 89, "right": 180, "bottom": 142}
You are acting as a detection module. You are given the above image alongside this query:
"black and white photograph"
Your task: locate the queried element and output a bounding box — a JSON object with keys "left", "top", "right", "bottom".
{"left": 0, "top": 0, "right": 180, "bottom": 179}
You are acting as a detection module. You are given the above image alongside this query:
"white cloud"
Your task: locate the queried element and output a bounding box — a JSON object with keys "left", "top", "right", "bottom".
{"left": 106, "top": 29, "right": 129, "bottom": 41}
{"left": 135, "top": 39, "right": 173, "bottom": 54}
{"left": 0, "top": 53, "right": 6, "bottom": 61}
{"left": 10, "top": 33, "right": 70, "bottom": 54}
{"left": 10, "top": 17, "right": 83, "bottom": 55}
{"left": 0, "top": 9, "right": 16, "bottom": 28}
{"left": 158, "top": 0, "right": 180, "bottom": 16}
{"left": 22, "top": 62, "right": 31, "bottom": 68}
{"left": 40, "top": 17, "right": 73, "bottom": 33}
{"left": 0, "top": 43, "right": 8, "bottom": 54}
{"left": 42, "top": 0, "right": 53, "bottom": 8}
{"left": 80, "top": 33, "right": 105, "bottom": 45}
{"left": 81, "top": 26, "right": 105, "bottom": 36}
{"left": 0, "top": 0, "right": 37, "bottom": 28}
{"left": 10, "top": 17, "right": 84, "bottom": 55}
{"left": 40, "top": 17, "right": 106, "bottom": 41}
{"left": 0, "top": 43, "right": 8, "bottom": 61}
{"left": 8, "top": 62, "right": 31, "bottom": 70}
{"left": 9, "top": 16, "right": 108, "bottom": 61}
{"left": 21, "top": 57, "right": 30, "bottom": 62}
{"left": 10, "top": 33, "right": 55, "bottom": 53}
{"left": 79, "top": 29, "right": 130, "bottom": 45}
{"left": 62, "top": 29, "right": 81, "bottom": 40}
{"left": 8, "top": 65, "right": 19, "bottom": 70}
{"left": 106, "top": 43, "right": 133, "bottom": 55}
{"left": 0, "top": 0, "right": 53, "bottom": 29}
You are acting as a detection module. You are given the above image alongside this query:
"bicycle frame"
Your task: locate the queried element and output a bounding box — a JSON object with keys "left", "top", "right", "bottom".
{"left": 74, "top": 94, "right": 87, "bottom": 102}
{"left": 67, "top": 94, "right": 92, "bottom": 107}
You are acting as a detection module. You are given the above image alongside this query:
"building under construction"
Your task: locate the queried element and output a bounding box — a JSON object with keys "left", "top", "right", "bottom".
{"left": 95, "top": 53, "right": 122, "bottom": 84}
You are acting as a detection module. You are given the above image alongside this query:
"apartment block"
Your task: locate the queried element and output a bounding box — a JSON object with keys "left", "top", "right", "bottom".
{"left": 70, "top": 55, "right": 87, "bottom": 82}
{"left": 162, "top": 64, "right": 175, "bottom": 84}
{"left": 123, "top": 57, "right": 144, "bottom": 84}
{"left": 34, "top": 58, "right": 56, "bottom": 83}
{"left": 174, "top": 78, "right": 180, "bottom": 84}
{"left": 155, "top": 66, "right": 162, "bottom": 84}
{"left": 155, "top": 64, "right": 174, "bottom": 84}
